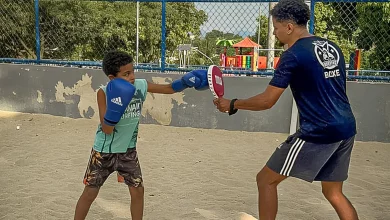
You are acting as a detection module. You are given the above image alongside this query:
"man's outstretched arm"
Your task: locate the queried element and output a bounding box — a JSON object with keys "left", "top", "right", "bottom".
{"left": 214, "top": 50, "right": 297, "bottom": 114}
{"left": 234, "top": 85, "right": 286, "bottom": 111}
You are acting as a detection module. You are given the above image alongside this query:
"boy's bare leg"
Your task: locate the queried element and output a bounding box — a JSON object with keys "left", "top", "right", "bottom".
{"left": 129, "top": 186, "right": 144, "bottom": 220}
{"left": 256, "top": 166, "right": 287, "bottom": 220}
{"left": 321, "top": 181, "right": 359, "bottom": 220}
{"left": 74, "top": 186, "right": 100, "bottom": 220}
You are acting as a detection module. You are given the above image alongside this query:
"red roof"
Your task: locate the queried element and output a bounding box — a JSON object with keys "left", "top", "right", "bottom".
{"left": 233, "top": 37, "right": 261, "bottom": 48}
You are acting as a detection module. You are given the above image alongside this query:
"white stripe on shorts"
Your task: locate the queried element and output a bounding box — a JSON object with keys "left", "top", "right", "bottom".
{"left": 280, "top": 138, "right": 306, "bottom": 176}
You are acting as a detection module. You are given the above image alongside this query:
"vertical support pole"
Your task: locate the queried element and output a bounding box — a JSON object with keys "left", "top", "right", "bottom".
{"left": 161, "top": 0, "right": 166, "bottom": 72}
{"left": 309, "top": 0, "right": 315, "bottom": 34}
{"left": 34, "top": 0, "right": 41, "bottom": 62}
{"left": 136, "top": 1, "right": 140, "bottom": 66}
{"left": 257, "top": 7, "right": 261, "bottom": 46}
{"left": 266, "top": 2, "right": 276, "bottom": 70}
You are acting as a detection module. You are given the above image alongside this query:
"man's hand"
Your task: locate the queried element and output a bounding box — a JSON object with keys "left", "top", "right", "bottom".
{"left": 213, "top": 97, "right": 231, "bottom": 113}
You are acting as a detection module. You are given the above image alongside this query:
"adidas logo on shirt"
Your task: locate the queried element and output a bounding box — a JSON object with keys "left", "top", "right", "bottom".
{"left": 189, "top": 76, "right": 196, "bottom": 84}
{"left": 111, "top": 97, "right": 123, "bottom": 106}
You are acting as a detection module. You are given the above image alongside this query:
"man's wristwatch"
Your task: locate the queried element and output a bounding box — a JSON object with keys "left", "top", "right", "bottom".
{"left": 229, "top": 99, "right": 238, "bottom": 115}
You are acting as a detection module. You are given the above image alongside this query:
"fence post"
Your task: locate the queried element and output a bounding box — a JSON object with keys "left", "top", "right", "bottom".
{"left": 136, "top": 1, "right": 140, "bottom": 66}
{"left": 161, "top": 0, "right": 166, "bottom": 72}
{"left": 34, "top": 0, "right": 41, "bottom": 62}
{"left": 309, "top": 0, "right": 315, "bottom": 34}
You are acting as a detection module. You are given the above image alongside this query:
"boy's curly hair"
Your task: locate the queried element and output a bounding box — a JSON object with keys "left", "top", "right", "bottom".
{"left": 102, "top": 50, "right": 133, "bottom": 76}
{"left": 271, "top": 0, "right": 310, "bottom": 26}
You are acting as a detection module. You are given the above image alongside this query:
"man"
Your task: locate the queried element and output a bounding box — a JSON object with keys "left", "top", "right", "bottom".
{"left": 213, "top": 0, "right": 359, "bottom": 219}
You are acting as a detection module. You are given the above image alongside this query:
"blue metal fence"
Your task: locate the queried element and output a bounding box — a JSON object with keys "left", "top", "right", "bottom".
{"left": 0, "top": 0, "right": 389, "bottom": 81}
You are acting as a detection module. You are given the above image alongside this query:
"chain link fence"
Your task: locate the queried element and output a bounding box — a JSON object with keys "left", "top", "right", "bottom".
{"left": 0, "top": 0, "right": 36, "bottom": 59}
{"left": 1, "top": 0, "right": 140, "bottom": 63}
{"left": 313, "top": 1, "right": 390, "bottom": 79}
{"left": 0, "top": 0, "right": 389, "bottom": 80}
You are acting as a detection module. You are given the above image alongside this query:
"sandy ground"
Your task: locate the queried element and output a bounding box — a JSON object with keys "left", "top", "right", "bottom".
{"left": 0, "top": 110, "right": 389, "bottom": 220}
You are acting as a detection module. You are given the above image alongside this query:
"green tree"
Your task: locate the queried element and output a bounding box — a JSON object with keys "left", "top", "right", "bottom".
{"left": 0, "top": 0, "right": 36, "bottom": 59}
{"left": 314, "top": 2, "right": 390, "bottom": 71}
{"left": 189, "top": 30, "right": 242, "bottom": 65}
{"left": 164, "top": 2, "right": 208, "bottom": 65}
{"left": 356, "top": 2, "right": 390, "bottom": 70}
{"left": 0, "top": 0, "right": 208, "bottom": 64}
{"left": 314, "top": 2, "right": 358, "bottom": 66}
{"left": 249, "top": 15, "right": 284, "bottom": 57}
{"left": 39, "top": 0, "right": 137, "bottom": 60}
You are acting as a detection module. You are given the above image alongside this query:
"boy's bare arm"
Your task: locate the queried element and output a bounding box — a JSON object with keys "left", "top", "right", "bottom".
{"left": 97, "top": 88, "right": 115, "bottom": 134}
{"left": 147, "top": 81, "right": 176, "bottom": 94}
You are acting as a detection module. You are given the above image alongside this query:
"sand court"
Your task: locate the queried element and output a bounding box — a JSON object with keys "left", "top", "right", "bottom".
{"left": 0, "top": 110, "right": 389, "bottom": 220}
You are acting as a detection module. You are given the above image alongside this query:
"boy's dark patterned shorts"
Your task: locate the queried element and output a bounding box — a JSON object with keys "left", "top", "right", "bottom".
{"left": 83, "top": 148, "right": 143, "bottom": 187}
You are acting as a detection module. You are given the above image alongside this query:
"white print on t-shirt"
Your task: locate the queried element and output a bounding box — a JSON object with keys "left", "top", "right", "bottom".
{"left": 324, "top": 69, "right": 341, "bottom": 78}
{"left": 121, "top": 99, "right": 142, "bottom": 119}
{"left": 313, "top": 41, "right": 340, "bottom": 77}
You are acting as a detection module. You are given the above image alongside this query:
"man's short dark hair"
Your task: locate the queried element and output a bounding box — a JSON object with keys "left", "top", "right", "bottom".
{"left": 102, "top": 50, "right": 133, "bottom": 76}
{"left": 271, "top": 0, "right": 310, "bottom": 26}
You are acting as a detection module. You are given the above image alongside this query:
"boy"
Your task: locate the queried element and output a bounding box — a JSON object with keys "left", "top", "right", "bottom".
{"left": 213, "top": 0, "right": 359, "bottom": 219}
{"left": 74, "top": 50, "right": 209, "bottom": 220}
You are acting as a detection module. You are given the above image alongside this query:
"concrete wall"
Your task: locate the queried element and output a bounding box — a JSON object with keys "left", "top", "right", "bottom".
{"left": 0, "top": 64, "right": 389, "bottom": 143}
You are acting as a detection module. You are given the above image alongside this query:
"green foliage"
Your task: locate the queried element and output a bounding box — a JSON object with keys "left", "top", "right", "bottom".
{"left": 0, "top": 1, "right": 389, "bottom": 71}
{"left": 165, "top": 2, "right": 207, "bottom": 64}
{"left": 314, "top": 3, "right": 357, "bottom": 65}
{"left": 190, "top": 30, "right": 242, "bottom": 65}
{"left": 39, "top": 1, "right": 137, "bottom": 60}
{"left": 0, "top": 0, "right": 36, "bottom": 59}
{"left": 248, "top": 15, "right": 284, "bottom": 57}
{"left": 356, "top": 2, "right": 390, "bottom": 70}
{"left": 0, "top": 0, "right": 208, "bottom": 64}
{"left": 314, "top": 2, "right": 390, "bottom": 71}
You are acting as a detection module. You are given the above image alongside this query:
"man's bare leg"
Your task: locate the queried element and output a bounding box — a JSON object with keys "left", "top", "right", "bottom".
{"left": 321, "top": 181, "right": 359, "bottom": 220}
{"left": 256, "top": 166, "right": 287, "bottom": 220}
{"left": 74, "top": 186, "right": 100, "bottom": 220}
{"left": 129, "top": 186, "right": 144, "bottom": 220}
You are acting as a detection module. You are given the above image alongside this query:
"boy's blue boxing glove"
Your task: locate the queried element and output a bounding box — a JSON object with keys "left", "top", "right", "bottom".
{"left": 104, "top": 78, "right": 136, "bottom": 126}
{"left": 171, "top": 69, "right": 209, "bottom": 92}
{"left": 191, "top": 69, "right": 209, "bottom": 90}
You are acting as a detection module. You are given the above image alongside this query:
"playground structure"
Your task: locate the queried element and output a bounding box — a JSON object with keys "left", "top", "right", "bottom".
{"left": 176, "top": 33, "right": 214, "bottom": 68}
{"left": 176, "top": 36, "right": 363, "bottom": 72}
{"left": 176, "top": 44, "right": 214, "bottom": 68}
{"left": 177, "top": 44, "right": 192, "bottom": 68}
{"left": 220, "top": 37, "right": 365, "bottom": 74}
{"left": 220, "top": 37, "right": 281, "bottom": 71}
{"left": 175, "top": 32, "right": 214, "bottom": 68}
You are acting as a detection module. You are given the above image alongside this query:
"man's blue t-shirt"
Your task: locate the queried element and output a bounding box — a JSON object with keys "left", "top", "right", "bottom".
{"left": 269, "top": 36, "right": 356, "bottom": 144}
